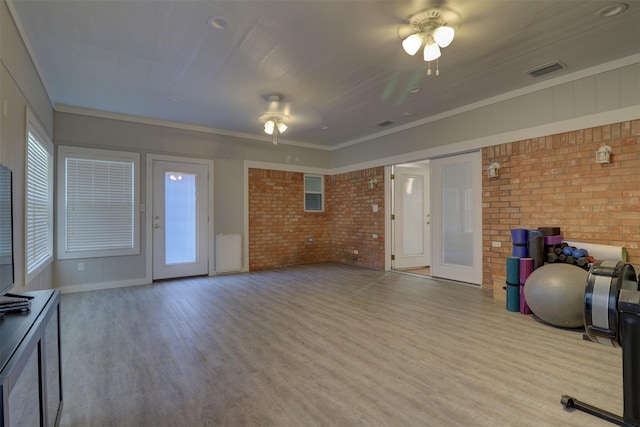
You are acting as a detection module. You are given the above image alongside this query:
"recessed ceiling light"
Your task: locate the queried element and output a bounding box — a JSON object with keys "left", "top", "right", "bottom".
{"left": 320, "top": 125, "right": 328, "bottom": 130}
{"left": 208, "top": 16, "right": 230, "bottom": 29}
{"left": 402, "top": 112, "right": 413, "bottom": 117}
{"left": 409, "top": 87, "right": 421, "bottom": 94}
{"left": 596, "top": 3, "right": 628, "bottom": 17}
{"left": 170, "top": 96, "right": 183, "bottom": 102}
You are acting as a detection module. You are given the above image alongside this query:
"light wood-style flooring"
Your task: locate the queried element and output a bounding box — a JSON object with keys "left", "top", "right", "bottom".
{"left": 59, "top": 263, "right": 622, "bottom": 426}
{"left": 396, "top": 266, "right": 431, "bottom": 277}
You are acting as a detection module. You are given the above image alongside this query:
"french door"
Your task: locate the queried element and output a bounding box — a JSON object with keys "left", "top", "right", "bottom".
{"left": 430, "top": 152, "right": 482, "bottom": 285}
{"left": 151, "top": 159, "right": 209, "bottom": 280}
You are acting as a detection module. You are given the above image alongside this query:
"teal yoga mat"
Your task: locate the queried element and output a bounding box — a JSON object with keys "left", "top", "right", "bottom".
{"left": 506, "top": 256, "right": 520, "bottom": 285}
{"left": 506, "top": 284, "right": 520, "bottom": 312}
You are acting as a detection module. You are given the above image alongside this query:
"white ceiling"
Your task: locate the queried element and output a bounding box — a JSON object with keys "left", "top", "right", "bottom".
{"left": 10, "top": 0, "right": 640, "bottom": 149}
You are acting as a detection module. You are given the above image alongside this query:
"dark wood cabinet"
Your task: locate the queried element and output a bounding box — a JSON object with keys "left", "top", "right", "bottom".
{"left": 0, "top": 290, "right": 62, "bottom": 427}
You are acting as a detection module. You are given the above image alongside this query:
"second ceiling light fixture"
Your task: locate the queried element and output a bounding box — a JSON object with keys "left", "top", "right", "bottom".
{"left": 259, "top": 95, "right": 289, "bottom": 145}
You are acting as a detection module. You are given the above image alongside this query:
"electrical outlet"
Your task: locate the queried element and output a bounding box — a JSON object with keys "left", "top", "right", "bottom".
{"left": 353, "top": 249, "right": 359, "bottom": 255}
{"left": 77, "top": 262, "right": 85, "bottom": 272}
{"left": 492, "top": 241, "right": 502, "bottom": 248}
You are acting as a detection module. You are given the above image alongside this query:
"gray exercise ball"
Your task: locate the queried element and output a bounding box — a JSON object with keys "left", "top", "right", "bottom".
{"left": 524, "top": 263, "right": 588, "bottom": 328}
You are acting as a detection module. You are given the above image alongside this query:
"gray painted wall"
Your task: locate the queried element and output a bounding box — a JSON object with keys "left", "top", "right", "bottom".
{"left": 52, "top": 111, "right": 330, "bottom": 288}
{"left": 330, "top": 61, "right": 640, "bottom": 169}
{"left": 0, "top": 0, "right": 54, "bottom": 292}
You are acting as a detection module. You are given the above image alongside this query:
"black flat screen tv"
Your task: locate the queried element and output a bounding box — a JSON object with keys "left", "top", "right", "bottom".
{"left": 0, "top": 163, "right": 14, "bottom": 296}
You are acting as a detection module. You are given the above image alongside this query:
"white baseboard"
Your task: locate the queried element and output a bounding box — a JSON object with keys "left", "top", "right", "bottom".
{"left": 57, "top": 277, "right": 151, "bottom": 294}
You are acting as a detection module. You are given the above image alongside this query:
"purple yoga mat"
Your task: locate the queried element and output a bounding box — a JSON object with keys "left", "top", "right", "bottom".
{"left": 544, "top": 235, "right": 563, "bottom": 245}
{"left": 519, "top": 258, "right": 534, "bottom": 284}
{"left": 519, "top": 258, "right": 533, "bottom": 314}
{"left": 519, "top": 285, "right": 532, "bottom": 314}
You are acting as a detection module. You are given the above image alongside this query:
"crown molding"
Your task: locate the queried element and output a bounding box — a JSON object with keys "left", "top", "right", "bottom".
{"left": 54, "top": 104, "right": 332, "bottom": 152}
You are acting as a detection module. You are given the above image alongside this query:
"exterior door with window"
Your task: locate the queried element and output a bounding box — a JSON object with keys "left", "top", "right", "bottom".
{"left": 152, "top": 160, "right": 209, "bottom": 280}
{"left": 393, "top": 165, "right": 430, "bottom": 269}
{"left": 430, "top": 152, "right": 482, "bottom": 284}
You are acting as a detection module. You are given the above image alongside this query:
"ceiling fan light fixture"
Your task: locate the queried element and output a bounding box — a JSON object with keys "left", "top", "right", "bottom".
{"left": 399, "top": 7, "right": 460, "bottom": 76}
{"left": 402, "top": 33, "right": 423, "bottom": 55}
{"left": 264, "top": 120, "right": 275, "bottom": 135}
{"left": 259, "top": 109, "right": 289, "bottom": 145}
{"left": 433, "top": 25, "right": 454, "bottom": 47}
{"left": 423, "top": 42, "right": 441, "bottom": 61}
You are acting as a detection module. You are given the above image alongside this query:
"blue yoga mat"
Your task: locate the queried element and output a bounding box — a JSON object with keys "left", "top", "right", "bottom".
{"left": 511, "top": 228, "right": 529, "bottom": 257}
{"left": 513, "top": 245, "right": 528, "bottom": 258}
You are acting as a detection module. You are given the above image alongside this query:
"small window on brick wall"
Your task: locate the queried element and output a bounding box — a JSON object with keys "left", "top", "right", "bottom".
{"left": 304, "top": 174, "right": 324, "bottom": 212}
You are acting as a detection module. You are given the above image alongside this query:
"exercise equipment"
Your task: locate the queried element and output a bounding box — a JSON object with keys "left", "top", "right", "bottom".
{"left": 511, "top": 228, "right": 528, "bottom": 258}
{"left": 564, "top": 240, "right": 627, "bottom": 262}
{"left": 543, "top": 235, "right": 563, "bottom": 245}
{"left": 524, "top": 264, "right": 587, "bottom": 328}
{"left": 506, "top": 257, "right": 520, "bottom": 312}
{"left": 561, "top": 260, "right": 640, "bottom": 426}
{"left": 538, "top": 227, "right": 561, "bottom": 236}
{"left": 528, "top": 229, "right": 545, "bottom": 270}
{"left": 519, "top": 258, "right": 533, "bottom": 314}
{"left": 572, "top": 248, "right": 587, "bottom": 258}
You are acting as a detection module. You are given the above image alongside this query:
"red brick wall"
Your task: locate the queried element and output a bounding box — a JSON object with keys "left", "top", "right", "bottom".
{"left": 483, "top": 119, "right": 640, "bottom": 299}
{"left": 248, "top": 169, "right": 331, "bottom": 270}
{"left": 248, "top": 167, "right": 385, "bottom": 271}
{"left": 328, "top": 167, "right": 385, "bottom": 269}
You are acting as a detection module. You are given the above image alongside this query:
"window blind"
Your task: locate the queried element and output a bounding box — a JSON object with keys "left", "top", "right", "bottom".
{"left": 65, "top": 157, "right": 134, "bottom": 252}
{"left": 304, "top": 174, "right": 323, "bottom": 212}
{"left": 26, "top": 131, "right": 53, "bottom": 274}
{"left": 0, "top": 167, "right": 11, "bottom": 260}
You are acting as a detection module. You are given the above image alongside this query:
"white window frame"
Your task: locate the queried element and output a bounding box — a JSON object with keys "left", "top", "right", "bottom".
{"left": 303, "top": 174, "right": 324, "bottom": 212}
{"left": 25, "top": 110, "right": 54, "bottom": 284}
{"left": 57, "top": 146, "right": 140, "bottom": 259}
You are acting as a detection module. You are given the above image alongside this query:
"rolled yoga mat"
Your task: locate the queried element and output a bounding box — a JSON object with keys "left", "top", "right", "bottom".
{"left": 543, "top": 235, "right": 563, "bottom": 246}
{"left": 519, "top": 258, "right": 534, "bottom": 314}
{"left": 506, "top": 256, "right": 520, "bottom": 312}
{"left": 528, "top": 229, "right": 545, "bottom": 270}
{"left": 513, "top": 245, "right": 529, "bottom": 258}
{"left": 511, "top": 229, "right": 528, "bottom": 257}
{"left": 563, "top": 240, "right": 627, "bottom": 262}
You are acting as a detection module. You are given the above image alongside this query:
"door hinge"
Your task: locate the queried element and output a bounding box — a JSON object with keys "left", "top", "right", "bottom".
{"left": 391, "top": 214, "right": 395, "bottom": 220}
{"left": 391, "top": 254, "right": 395, "bottom": 260}
{"left": 391, "top": 174, "right": 395, "bottom": 180}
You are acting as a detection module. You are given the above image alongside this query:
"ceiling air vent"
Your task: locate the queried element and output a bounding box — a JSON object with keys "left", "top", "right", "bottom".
{"left": 525, "top": 61, "right": 566, "bottom": 78}
{"left": 376, "top": 120, "right": 395, "bottom": 127}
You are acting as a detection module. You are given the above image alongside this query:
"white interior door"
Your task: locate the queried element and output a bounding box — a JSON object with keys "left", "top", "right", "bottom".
{"left": 393, "top": 165, "right": 430, "bottom": 269}
{"left": 430, "top": 152, "right": 482, "bottom": 285}
{"left": 152, "top": 160, "right": 209, "bottom": 280}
